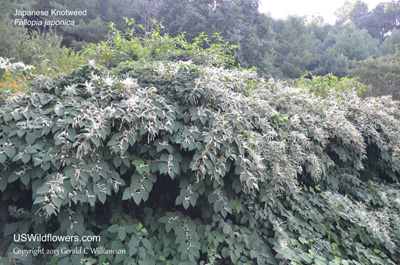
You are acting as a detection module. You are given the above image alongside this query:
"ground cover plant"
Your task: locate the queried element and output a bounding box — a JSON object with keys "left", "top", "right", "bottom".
{"left": 0, "top": 24, "right": 399, "bottom": 265}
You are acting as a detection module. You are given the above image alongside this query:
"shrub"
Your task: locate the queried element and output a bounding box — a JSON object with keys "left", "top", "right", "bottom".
{"left": 350, "top": 49, "right": 400, "bottom": 100}
{"left": 83, "top": 20, "right": 236, "bottom": 69}
{"left": 0, "top": 25, "right": 399, "bottom": 265}
{"left": 0, "top": 57, "right": 34, "bottom": 103}
{"left": 0, "top": 20, "right": 63, "bottom": 66}
{"left": 0, "top": 19, "right": 88, "bottom": 82}
{"left": 381, "top": 29, "right": 400, "bottom": 55}
{"left": 293, "top": 73, "right": 371, "bottom": 98}
{"left": 0, "top": 19, "right": 30, "bottom": 63}
{"left": 32, "top": 48, "right": 88, "bottom": 78}
{"left": 318, "top": 48, "right": 350, "bottom": 78}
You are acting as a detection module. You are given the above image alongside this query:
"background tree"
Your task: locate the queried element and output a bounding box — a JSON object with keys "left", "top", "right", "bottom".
{"left": 322, "top": 27, "right": 380, "bottom": 61}
{"left": 157, "top": 0, "right": 276, "bottom": 76}
{"left": 372, "top": 0, "right": 400, "bottom": 37}
{"left": 350, "top": 48, "right": 400, "bottom": 99}
{"left": 31, "top": 0, "right": 109, "bottom": 48}
{"left": 381, "top": 28, "right": 400, "bottom": 54}
{"left": 355, "top": 11, "right": 382, "bottom": 39}
{"left": 0, "top": 0, "right": 35, "bottom": 20}
{"left": 127, "top": 0, "right": 161, "bottom": 34}
{"left": 305, "top": 17, "right": 334, "bottom": 75}
{"left": 319, "top": 47, "right": 350, "bottom": 77}
{"left": 273, "top": 16, "right": 320, "bottom": 78}
{"left": 335, "top": 0, "right": 361, "bottom": 27}
{"left": 336, "top": 0, "right": 400, "bottom": 39}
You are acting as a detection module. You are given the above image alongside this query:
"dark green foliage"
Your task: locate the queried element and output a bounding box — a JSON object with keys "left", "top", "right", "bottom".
{"left": 157, "top": 0, "right": 276, "bottom": 77}
{"left": 322, "top": 27, "right": 380, "bottom": 62}
{"left": 372, "top": 1, "right": 400, "bottom": 37}
{"left": 29, "top": 0, "right": 138, "bottom": 49}
{"left": 381, "top": 29, "right": 400, "bottom": 55}
{"left": 0, "top": 0, "right": 32, "bottom": 20}
{"left": 0, "top": 19, "right": 31, "bottom": 62}
{"left": 335, "top": 0, "right": 400, "bottom": 39}
{"left": 0, "top": 19, "right": 67, "bottom": 66}
{"left": 315, "top": 26, "right": 380, "bottom": 77}
{"left": 350, "top": 49, "right": 400, "bottom": 100}
{"left": 335, "top": 0, "right": 369, "bottom": 28}
{"left": 318, "top": 48, "right": 350, "bottom": 77}
{"left": 1, "top": 22, "right": 400, "bottom": 265}
{"left": 273, "top": 16, "right": 320, "bottom": 78}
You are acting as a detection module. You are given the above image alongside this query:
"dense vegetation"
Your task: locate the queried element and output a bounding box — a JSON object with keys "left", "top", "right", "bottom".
{"left": 1, "top": 0, "right": 400, "bottom": 79}
{"left": 0, "top": 0, "right": 400, "bottom": 264}
{"left": 1, "top": 0, "right": 400, "bottom": 102}
{"left": 1, "top": 23, "right": 400, "bottom": 265}
{"left": 350, "top": 47, "right": 400, "bottom": 100}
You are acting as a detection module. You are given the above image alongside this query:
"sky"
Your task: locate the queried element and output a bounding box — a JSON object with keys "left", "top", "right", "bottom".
{"left": 259, "top": 0, "right": 391, "bottom": 24}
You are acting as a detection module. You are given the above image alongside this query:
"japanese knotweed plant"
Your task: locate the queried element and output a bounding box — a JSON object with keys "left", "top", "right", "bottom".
{"left": 0, "top": 31, "right": 400, "bottom": 265}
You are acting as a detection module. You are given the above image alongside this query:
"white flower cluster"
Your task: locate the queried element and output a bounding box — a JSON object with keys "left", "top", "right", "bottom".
{"left": 0, "top": 56, "right": 34, "bottom": 71}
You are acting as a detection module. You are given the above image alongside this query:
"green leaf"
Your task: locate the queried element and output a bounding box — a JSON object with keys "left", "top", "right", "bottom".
{"left": 26, "top": 146, "right": 37, "bottom": 154}
{"left": 183, "top": 199, "right": 190, "bottom": 210}
{"left": 98, "top": 192, "right": 106, "bottom": 204}
{"left": 0, "top": 176, "right": 8, "bottom": 192}
{"left": 70, "top": 176, "right": 78, "bottom": 188}
{"left": 230, "top": 252, "right": 238, "bottom": 264}
{"left": 129, "top": 236, "right": 139, "bottom": 256}
{"left": 142, "top": 238, "right": 152, "bottom": 250}
{"left": 26, "top": 133, "right": 37, "bottom": 145}
{"left": 159, "top": 216, "right": 169, "bottom": 224}
{"left": 299, "top": 237, "right": 308, "bottom": 244}
{"left": 0, "top": 153, "right": 6, "bottom": 163}
{"left": 52, "top": 197, "right": 62, "bottom": 208}
{"left": 20, "top": 174, "right": 30, "bottom": 186}
{"left": 8, "top": 173, "right": 19, "bottom": 183}
{"left": 300, "top": 253, "right": 313, "bottom": 263}
{"left": 222, "top": 247, "right": 230, "bottom": 258}
{"left": 133, "top": 193, "right": 142, "bottom": 205}
{"left": 33, "top": 196, "right": 46, "bottom": 204}
{"left": 91, "top": 137, "right": 101, "bottom": 147}
{"left": 132, "top": 159, "right": 144, "bottom": 166}
{"left": 138, "top": 165, "right": 150, "bottom": 174}
{"left": 45, "top": 204, "right": 55, "bottom": 216}
{"left": 21, "top": 153, "right": 31, "bottom": 164}
{"left": 122, "top": 188, "right": 132, "bottom": 200}
{"left": 108, "top": 224, "right": 119, "bottom": 233}
{"left": 143, "top": 178, "right": 153, "bottom": 191}
{"left": 4, "top": 146, "right": 16, "bottom": 158}
{"left": 4, "top": 222, "right": 18, "bottom": 236}
{"left": 118, "top": 228, "right": 126, "bottom": 241}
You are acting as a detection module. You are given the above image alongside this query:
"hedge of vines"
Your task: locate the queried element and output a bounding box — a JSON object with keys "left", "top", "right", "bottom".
{"left": 0, "top": 26, "right": 400, "bottom": 265}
